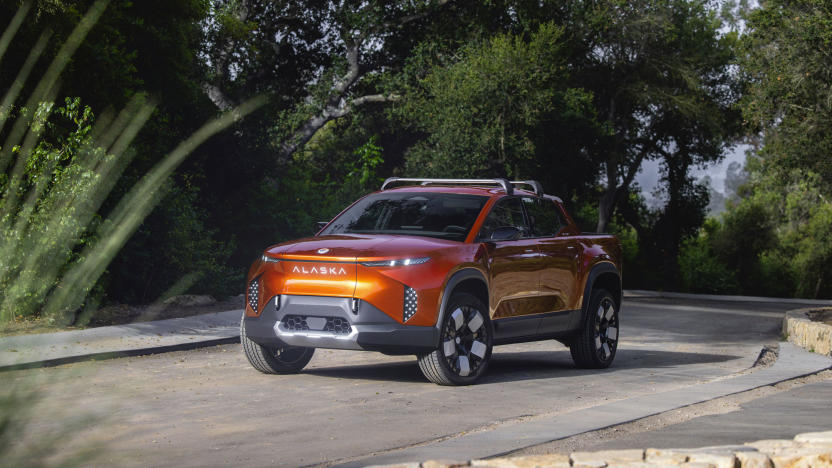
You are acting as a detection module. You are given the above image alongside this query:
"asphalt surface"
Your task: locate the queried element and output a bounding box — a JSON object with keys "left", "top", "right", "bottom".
{"left": 4, "top": 297, "right": 826, "bottom": 467}
{"left": 574, "top": 377, "right": 832, "bottom": 451}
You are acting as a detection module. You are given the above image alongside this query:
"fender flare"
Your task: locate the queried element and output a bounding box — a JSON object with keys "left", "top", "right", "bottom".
{"left": 581, "top": 262, "right": 621, "bottom": 312}
{"left": 435, "top": 268, "right": 489, "bottom": 333}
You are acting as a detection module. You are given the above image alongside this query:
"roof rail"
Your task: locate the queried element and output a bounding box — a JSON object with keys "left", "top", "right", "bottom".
{"left": 510, "top": 180, "right": 544, "bottom": 196}
{"left": 381, "top": 178, "right": 514, "bottom": 195}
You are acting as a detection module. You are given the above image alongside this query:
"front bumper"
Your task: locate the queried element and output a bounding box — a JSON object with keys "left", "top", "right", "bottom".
{"left": 243, "top": 295, "right": 438, "bottom": 355}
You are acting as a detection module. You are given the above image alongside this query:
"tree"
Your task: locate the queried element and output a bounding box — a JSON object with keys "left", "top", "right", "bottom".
{"left": 562, "top": 0, "right": 742, "bottom": 232}
{"left": 399, "top": 22, "right": 598, "bottom": 196}
{"left": 741, "top": 0, "right": 832, "bottom": 186}
{"left": 200, "top": 0, "right": 456, "bottom": 162}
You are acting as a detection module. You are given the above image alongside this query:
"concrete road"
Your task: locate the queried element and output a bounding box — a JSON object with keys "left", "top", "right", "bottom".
{"left": 578, "top": 377, "right": 832, "bottom": 451}
{"left": 5, "top": 297, "right": 798, "bottom": 466}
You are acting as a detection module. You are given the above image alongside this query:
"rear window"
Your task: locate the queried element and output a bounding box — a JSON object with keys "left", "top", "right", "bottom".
{"left": 321, "top": 192, "right": 488, "bottom": 241}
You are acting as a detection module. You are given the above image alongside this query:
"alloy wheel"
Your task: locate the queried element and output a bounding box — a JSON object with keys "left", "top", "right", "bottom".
{"left": 594, "top": 297, "right": 618, "bottom": 362}
{"left": 441, "top": 305, "right": 490, "bottom": 377}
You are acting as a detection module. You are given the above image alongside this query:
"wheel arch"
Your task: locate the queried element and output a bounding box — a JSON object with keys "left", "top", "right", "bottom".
{"left": 436, "top": 268, "right": 489, "bottom": 332}
{"left": 581, "top": 262, "right": 622, "bottom": 312}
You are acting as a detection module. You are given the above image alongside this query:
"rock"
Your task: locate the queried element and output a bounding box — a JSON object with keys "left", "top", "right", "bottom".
{"left": 607, "top": 463, "right": 673, "bottom": 468}
{"left": 365, "top": 464, "right": 420, "bottom": 468}
{"left": 472, "top": 454, "right": 570, "bottom": 468}
{"left": 769, "top": 448, "right": 832, "bottom": 468}
{"left": 571, "top": 449, "right": 645, "bottom": 466}
{"left": 572, "top": 462, "right": 607, "bottom": 468}
{"left": 746, "top": 440, "right": 800, "bottom": 455}
{"left": 735, "top": 451, "right": 773, "bottom": 468}
{"left": 162, "top": 294, "right": 216, "bottom": 307}
{"left": 421, "top": 460, "right": 470, "bottom": 468}
{"left": 645, "top": 449, "right": 689, "bottom": 464}
{"left": 794, "top": 431, "right": 832, "bottom": 446}
{"left": 686, "top": 453, "right": 736, "bottom": 468}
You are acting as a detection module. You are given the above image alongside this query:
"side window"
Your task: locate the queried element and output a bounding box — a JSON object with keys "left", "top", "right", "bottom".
{"left": 477, "top": 197, "right": 530, "bottom": 240}
{"left": 522, "top": 197, "right": 565, "bottom": 237}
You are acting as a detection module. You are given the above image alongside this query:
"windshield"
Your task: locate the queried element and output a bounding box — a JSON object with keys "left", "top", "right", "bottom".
{"left": 321, "top": 192, "right": 488, "bottom": 241}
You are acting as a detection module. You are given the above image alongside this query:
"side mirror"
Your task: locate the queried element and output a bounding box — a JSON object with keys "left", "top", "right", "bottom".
{"left": 490, "top": 226, "right": 522, "bottom": 241}
{"left": 314, "top": 221, "right": 329, "bottom": 235}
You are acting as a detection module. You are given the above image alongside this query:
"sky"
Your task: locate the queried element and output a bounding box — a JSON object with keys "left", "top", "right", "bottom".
{"left": 635, "top": 144, "right": 750, "bottom": 208}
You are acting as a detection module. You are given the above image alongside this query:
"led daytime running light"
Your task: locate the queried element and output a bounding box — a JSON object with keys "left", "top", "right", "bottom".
{"left": 261, "top": 254, "right": 280, "bottom": 263}
{"left": 360, "top": 257, "right": 430, "bottom": 267}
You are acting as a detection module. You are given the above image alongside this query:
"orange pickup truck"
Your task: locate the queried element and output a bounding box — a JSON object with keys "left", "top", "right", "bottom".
{"left": 242, "top": 178, "right": 622, "bottom": 385}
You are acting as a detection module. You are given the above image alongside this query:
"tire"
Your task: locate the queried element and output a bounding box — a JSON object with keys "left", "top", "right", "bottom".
{"left": 570, "top": 288, "right": 619, "bottom": 369}
{"left": 241, "top": 316, "right": 315, "bottom": 374}
{"left": 418, "top": 292, "right": 493, "bottom": 385}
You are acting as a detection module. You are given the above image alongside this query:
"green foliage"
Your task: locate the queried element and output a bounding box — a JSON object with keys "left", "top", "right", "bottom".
{"left": 741, "top": 0, "right": 832, "bottom": 185}
{"left": 402, "top": 23, "right": 596, "bottom": 180}
{"left": 348, "top": 135, "right": 384, "bottom": 189}
{"left": 679, "top": 220, "right": 738, "bottom": 294}
{"left": 0, "top": 97, "right": 112, "bottom": 321}
{"left": 7, "top": 0, "right": 832, "bottom": 316}
{"left": 692, "top": 164, "right": 832, "bottom": 299}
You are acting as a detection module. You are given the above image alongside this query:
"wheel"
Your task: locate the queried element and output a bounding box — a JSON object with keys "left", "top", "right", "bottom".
{"left": 241, "top": 316, "right": 314, "bottom": 374}
{"left": 570, "top": 289, "right": 619, "bottom": 369}
{"left": 418, "top": 292, "right": 493, "bottom": 385}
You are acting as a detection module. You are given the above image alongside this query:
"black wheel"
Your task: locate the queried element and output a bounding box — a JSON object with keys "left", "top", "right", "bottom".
{"left": 570, "top": 289, "right": 619, "bottom": 369}
{"left": 418, "top": 292, "right": 493, "bottom": 385}
{"left": 241, "top": 316, "right": 314, "bottom": 374}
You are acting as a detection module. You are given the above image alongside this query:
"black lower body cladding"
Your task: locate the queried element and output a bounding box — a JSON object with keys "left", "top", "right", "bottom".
{"left": 243, "top": 294, "right": 438, "bottom": 355}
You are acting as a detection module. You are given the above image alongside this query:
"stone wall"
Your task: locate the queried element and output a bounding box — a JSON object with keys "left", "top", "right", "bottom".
{"left": 371, "top": 431, "right": 832, "bottom": 468}
{"left": 784, "top": 308, "right": 832, "bottom": 357}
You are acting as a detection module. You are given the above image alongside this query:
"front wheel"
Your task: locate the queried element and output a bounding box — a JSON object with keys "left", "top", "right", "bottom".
{"left": 570, "top": 289, "right": 619, "bottom": 369}
{"left": 241, "top": 317, "right": 315, "bottom": 374}
{"left": 418, "top": 292, "right": 493, "bottom": 385}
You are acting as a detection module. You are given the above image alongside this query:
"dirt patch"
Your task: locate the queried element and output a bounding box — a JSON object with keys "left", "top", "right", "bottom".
{"left": 808, "top": 308, "right": 832, "bottom": 326}
{"left": 752, "top": 344, "right": 779, "bottom": 368}
{"left": 86, "top": 295, "right": 243, "bottom": 327}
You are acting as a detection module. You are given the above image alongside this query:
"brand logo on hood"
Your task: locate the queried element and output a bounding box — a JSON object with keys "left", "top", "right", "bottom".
{"left": 317, "top": 248, "right": 330, "bottom": 254}
{"left": 292, "top": 265, "right": 347, "bottom": 275}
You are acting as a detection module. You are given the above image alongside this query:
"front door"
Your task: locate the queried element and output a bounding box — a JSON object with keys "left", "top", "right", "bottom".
{"left": 477, "top": 197, "right": 544, "bottom": 340}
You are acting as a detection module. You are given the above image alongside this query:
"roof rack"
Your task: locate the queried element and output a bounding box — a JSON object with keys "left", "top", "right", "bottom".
{"left": 510, "top": 180, "right": 544, "bottom": 196}
{"left": 380, "top": 178, "right": 546, "bottom": 196}
{"left": 381, "top": 178, "right": 515, "bottom": 195}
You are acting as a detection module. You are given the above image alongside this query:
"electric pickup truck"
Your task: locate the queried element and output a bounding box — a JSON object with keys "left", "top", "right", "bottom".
{"left": 242, "top": 178, "right": 622, "bottom": 385}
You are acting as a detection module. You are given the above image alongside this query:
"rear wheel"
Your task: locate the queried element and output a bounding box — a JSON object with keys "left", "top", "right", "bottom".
{"left": 418, "top": 292, "right": 493, "bottom": 385}
{"left": 570, "top": 289, "right": 619, "bottom": 369}
{"left": 241, "top": 317, "right": 315, "bottom": 374}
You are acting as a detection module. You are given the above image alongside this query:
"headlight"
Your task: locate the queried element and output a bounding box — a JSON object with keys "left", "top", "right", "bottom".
{"left": 261, "top": 254, "right": 280, "bottom": 263}
{"left": 360, "top": 257, "right": 430, "bottom": 267}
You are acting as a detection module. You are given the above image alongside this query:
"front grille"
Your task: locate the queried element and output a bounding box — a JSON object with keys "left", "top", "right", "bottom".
{"left": 282, "top": 315, "right": 352, "bottom": 335}
{"left": 247, "top": 278, "right": 260, "bottom": 312}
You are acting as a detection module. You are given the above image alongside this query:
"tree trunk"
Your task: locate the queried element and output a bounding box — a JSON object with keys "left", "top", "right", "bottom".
{"left": 597, "top": 161, "right": 618, "bottom": 233}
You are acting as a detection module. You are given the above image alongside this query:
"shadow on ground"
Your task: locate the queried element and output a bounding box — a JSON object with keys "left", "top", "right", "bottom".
{"left": 302, "top": 348, "right": 742, "bottom": 384}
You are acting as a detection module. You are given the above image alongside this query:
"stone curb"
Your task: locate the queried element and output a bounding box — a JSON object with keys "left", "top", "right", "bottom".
{"left": 783, "top": 308, "right": 832, "bottom": 357}
{"left": 368, "top": 431, "right": 832, "bottom": 468}
{"left": 0, "top": 310, "right": 242, "bottom": 371}
{"left": 624, "top": 290, "right": 832, "bottom": 306}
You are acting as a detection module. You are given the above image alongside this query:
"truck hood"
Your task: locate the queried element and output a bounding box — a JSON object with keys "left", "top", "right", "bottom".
{"left": 267, "top": 234, "right": 456, "bottom": 262}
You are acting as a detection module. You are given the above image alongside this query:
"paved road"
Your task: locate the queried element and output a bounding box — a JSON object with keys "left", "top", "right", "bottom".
{"left": 571, "top": 376, "right": 832, "bottom": 452}
{"left": 5, "top": 297, "right": 799, "bottom": 466}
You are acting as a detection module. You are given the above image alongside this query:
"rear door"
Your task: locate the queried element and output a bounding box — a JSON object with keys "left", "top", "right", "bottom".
{"left": 522, "top": 196, "right": 581, "bottom": 334}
